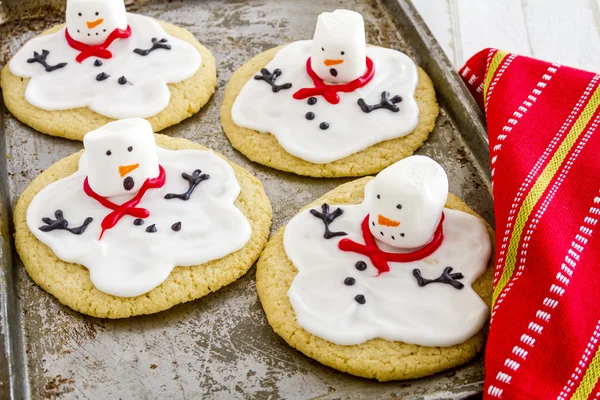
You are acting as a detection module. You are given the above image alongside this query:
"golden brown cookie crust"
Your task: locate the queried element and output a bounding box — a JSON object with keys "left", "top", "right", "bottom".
{"left": 256, "top": 177, "right": 494, "bottom": 381}
{"left": 0, "top": 20, "right": 217, "bottom": 141}
{"left": 14, "top": 134, "right": 272, "bottom": 318}
{"left": 221, "top": 46, "right": 439, "bottom": 178}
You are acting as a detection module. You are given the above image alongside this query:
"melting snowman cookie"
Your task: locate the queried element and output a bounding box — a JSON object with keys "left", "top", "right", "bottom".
{"left": 3, "top": 0, "right": 210, "bottom": 128}
{"left": 230, "top": 9, "right": 421, "bottom": 165}
{"left": 25, "top": 119, "right": 251, "bottom": 298}
{"left": 282, "top": 156, "right": 491, "bottom": 347}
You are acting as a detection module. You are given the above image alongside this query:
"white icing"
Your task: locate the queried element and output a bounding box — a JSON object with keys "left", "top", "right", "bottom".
{"left": 66, "top": 0, "right": 128, "bottom": 46}
{"left": 9, "top": 12, "right": 201, "bottom": 119}
{"left": 285, "top": 206, "right": 491, "bottom": 347}
{"left": 366, "top": 155, "right": 448, "bottom": 249}
{"left": 283, "top": 156, "right": 491, "bottom": 347}
{"left": 232, "top": 40, "right": 419, "bottom": 164}
{"left": 27, "top": 122, "right": 251, "bottom": 298}
{"left": 84, "top": 119, "right": 160, "bottom": 197}
{"left": 311, "top": 9, "right": 366, "bottom": 83}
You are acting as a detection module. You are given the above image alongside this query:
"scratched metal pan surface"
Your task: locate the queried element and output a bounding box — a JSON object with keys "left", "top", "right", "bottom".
{"left": 0, "top": 0, "right": 491, "bottom": 398}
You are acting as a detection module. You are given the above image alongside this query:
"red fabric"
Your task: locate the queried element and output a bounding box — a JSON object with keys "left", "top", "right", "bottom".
{"left": 460, "top": 48, "right": 600, "bottom": 399}
{"left": 338, "top": 213, "right": 444, "bottom": 274}
{"left": 293, "top": 57, "right": 375, "bottom": 104}
{"left": 65, "top": 25, "right": 132, "bottom": 63}
{"left": 83, "top": 165, "right": 166, "bottom": 239}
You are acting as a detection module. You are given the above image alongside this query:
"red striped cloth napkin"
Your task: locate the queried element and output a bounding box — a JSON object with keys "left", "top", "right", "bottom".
{"left": 460, "top": 49, "right": 600, "bottom": 399}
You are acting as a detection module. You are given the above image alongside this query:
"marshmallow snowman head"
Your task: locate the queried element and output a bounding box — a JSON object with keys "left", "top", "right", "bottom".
{"left": 83, "top": 119, "right": 159, "bottom": 198}
{"left": 310, "top": 9, "right": 367, "bottom": 84}
{"left": 66, "top": 0, "right": 127, "bottom": 46}
{"left": 364, "top": 156, "right": 448, "bottom": 249}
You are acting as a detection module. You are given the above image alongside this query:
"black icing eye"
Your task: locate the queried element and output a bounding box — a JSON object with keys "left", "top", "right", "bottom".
{"left": 377, "top": 194, "right": 380, "bottom": 199}
{"left": 106, "top": 150, "right": 111, "bottom": 156}
{"left": 341, "top": 51, "right": 345, "bottom": 55}
{"left": 95, "top": 11, "right": 99, "bottom": 16}
{"left": 400, "top": 233, "right": 405, "bottom": 237}
{"left": 128, "top": 146, "right": 133, "bottom": 152}
{"left": 78, "top": 12, "right": 82, "bottom": 16}
{"left": 321, "top": 47, "right": 324, "bottom": 51}
{"left": 397, "top": 204, "right": 402, "bottom": 209}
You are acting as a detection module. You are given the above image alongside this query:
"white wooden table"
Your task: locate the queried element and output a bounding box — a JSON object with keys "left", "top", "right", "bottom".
{"left": 411, "top": 0, "right": 600, "bottom": 72}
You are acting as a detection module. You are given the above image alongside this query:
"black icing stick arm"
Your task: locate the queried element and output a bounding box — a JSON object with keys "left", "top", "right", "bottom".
{"left": 357, "top": 91, "right": 403, "bottom": 113}
{"left": 254, "top": 68, "right": 292, "bottom": 93}
{"left": 27, "top": 50, "right": 67, "bottom": 73}
{"left": 309, "top": 203, "right": 348, "bottom": 239}
{"left": 164, "top": 169, "right": 210, "bottom": 201}
{"left": 39, "top": 210, "right": 93, "bottom": 235}
{"left": 413, "top": 266, "right": 464, "bottom": 290}
{"left": 133, "top": 38, "right": 172, "bottom": 56}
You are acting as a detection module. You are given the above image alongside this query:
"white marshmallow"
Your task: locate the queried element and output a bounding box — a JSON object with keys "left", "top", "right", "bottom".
{"left": 83, "top": 118, "right": 159, "bottom": 197}
{"left": 66, "top": 0, "right": 128, "bottom": 45}
{"left": 310, "top": 9, "right": 367, "bottom": 84}
{"left": 364, "top": 155, "right": 448, "bottom": 249}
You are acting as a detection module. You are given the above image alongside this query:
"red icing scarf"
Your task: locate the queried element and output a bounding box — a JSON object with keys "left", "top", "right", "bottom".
{"left": 83, "top": 165, "right": 166, "bottom": 239}
{"left": 338, "top": 213, "right": 445, "bottom": 275}
{"left": 65, "top": 25, "right": 132, "bottom": 63}
{"left": 293, "top": 57, "right": 375, "bottom": 104}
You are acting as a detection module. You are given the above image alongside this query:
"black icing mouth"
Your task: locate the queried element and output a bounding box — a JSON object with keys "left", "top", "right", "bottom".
{"left": 123, "top": 176, "right": 135, "bottom": 191}
{"left": 330, "top": 68, "right": 338, "bottom": 77}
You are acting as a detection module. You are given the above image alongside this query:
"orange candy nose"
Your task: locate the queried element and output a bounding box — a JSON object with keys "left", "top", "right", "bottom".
{"left": 119, "top": 163, "right": 139, "bottom": 177}
{"left": 324, "top": 59, "right": 344, "bottom": 66}
{"left": 86, "top": 18, "right": 104, "bottom": 29}
{"left": 378, "top": 214, "right": 400, "bottom": 227}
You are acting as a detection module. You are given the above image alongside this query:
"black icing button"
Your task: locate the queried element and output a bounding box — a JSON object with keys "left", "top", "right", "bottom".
{"left": 305, "top": 112, "right": 315, "bottom": 120}
{"left": 171, "top": 221, "right": 181, "bottom": 232}
{"left": 146, "top": 224, "right": 157, "bottom": 233}
{"left": 344, "top": 277, "right": 356, "bottom": 286}
{"left": 354, "top": 294, "right": 366, "bottom": 305}
{"left": 94, "top": 59, "right": 102, "bottom": 67}
{"left": 118, "top": 76, "right": 128, "bottom": 85}
{"left": 319, "top": 122, "right": 329, "bottom": 130}
{"left": 133, "top": 218, "right": 144, "bottom": 226}
{"left": 96, "top": 72, "right": 109, "bottom": 81}
{"left": 307, "top": 97, "right": 317, "bottom": 105}
{"left": 355, "top": 261, "right": 367, "bottom": 271}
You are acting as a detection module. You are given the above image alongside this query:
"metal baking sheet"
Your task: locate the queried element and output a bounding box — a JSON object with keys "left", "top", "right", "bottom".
{"left": 0, "top": 0, "right": 491, "bottom": 398}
